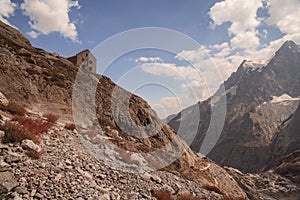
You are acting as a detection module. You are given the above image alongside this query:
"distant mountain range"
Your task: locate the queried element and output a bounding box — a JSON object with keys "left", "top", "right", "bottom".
{"left": 168, "top": 40, "right": 300, "bottom": 173}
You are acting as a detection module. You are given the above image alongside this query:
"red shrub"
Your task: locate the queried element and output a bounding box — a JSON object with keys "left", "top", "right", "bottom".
{"left": 0, "top": 122, "right": 41, "bottom": 144}
{"left": 43, "top": 113, "right": 59, "bottom": 123}
{"left": 117, "top": 150, "right": 136, "bottom": 164}
{"left": 83, "top": 130, "right": 99, "bottom": 139}
{"left": 144, "top": 155, "right": 162, "bottom": 169}
{"left": 176, "top": 193, "right": 201, "bottom": 200}
{"left": 25, "top": 149, "right": 43, "bottom": 159}
{"left": 0, "top": 101, "right": 27, "bottom": 116}
{"left": 64, "top": 123, "right": 76, "bottom": 131}
{"left": 151, "top": 189, "right": 174, "bottom": 200}
{"left": 202, "top": 185, "right": 223, "bottom": 195}
{"left": 14, "top": 116, "right": 52, "bottom": 135}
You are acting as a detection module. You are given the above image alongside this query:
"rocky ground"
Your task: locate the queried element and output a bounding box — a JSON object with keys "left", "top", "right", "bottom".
{"left": 0, "top": 111, "right": 225, "bottom": 200}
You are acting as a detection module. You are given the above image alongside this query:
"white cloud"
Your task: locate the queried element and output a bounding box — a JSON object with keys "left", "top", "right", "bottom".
{"left": 175, "top": 46, "right": 210, "bottom": 63}
{"left": 141, "top": 62, "right": 202, "bottom": 82}
{"left": 209, "top": 0, "right": 263, "bottom": 50}
{"left": 135, "top": 57, "right": 163, "bottom": 63}
{"left": 26, "top": 30, "right": 40, "bottom": 38}
{"left": 0, "top": 0, "right": 16, "bottom": 26}
{"left": 266, "top": 0, "right": 300, "bottom": 43}
{"left": 21, "top": 0, "right": 80, "bottom": 41}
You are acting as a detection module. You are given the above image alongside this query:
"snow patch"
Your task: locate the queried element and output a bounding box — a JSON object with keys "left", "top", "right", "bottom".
{"left": 242, "top": 61, "right": 265, "bottom": 72}
{"left": 271, "top": 94, "right": 300, "bottom": 103}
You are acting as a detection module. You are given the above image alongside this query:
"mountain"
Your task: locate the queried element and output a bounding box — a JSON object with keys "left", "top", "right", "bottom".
{"left": 168, "top": 40, "right": 300, "bottom": 173}
{"left": 0, "top": 20, "right": 248, "bottom": 199}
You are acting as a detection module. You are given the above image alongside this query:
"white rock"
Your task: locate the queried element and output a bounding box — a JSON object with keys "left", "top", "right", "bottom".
{"left": 0, "top": 92, "right": 9, "bottom": 106}
{"left": 21, "top": 139, "right": 42, "bottom": 153}
{"left": 150, "top": 174, "right": 162, "bottom": 184}
{"left": 0, "top": 130, "right": 5, "bottom": 138}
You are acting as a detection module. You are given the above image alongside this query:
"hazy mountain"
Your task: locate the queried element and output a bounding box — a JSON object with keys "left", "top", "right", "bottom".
{"left": 168, "top": 40, "right": 300, "bottom": 173}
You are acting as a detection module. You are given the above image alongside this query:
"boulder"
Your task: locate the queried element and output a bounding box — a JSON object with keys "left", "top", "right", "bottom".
{"left": 21, "top": 139, "right": 42, "bottom": 153}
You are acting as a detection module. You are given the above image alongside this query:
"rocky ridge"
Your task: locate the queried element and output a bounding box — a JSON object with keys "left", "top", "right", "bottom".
{"left": 168, "top": 40, "right": 300, "bottom": 173}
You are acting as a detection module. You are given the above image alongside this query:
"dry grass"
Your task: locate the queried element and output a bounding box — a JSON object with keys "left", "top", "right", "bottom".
{"left": 64, "top": 123, "right": 76, "bottom": 131}
{"left": 176, "top": 193, "right": 202, "bottom": 200}
{"left": 0, "top": 121, "right": 41, "bottom": 144}
{"left": 13, "top": 115, "right": 53, "bottom": 135}
{"left": 43, "top": 113, "right": 59, "bottom": 123}
{"left": 0, "top": 101, "right": 27, "bottom": 116}
{"left": 151, "top": 189, "right": 203, "bottom": 200}
{"left": 151, "top": 189, "right": 174, "bottom": 200}
{"left": 202, "top": 184, "right": 223, "bottom": 195}
{"left": 1, "top": 115, "right": 54, "bottom": 144}
{"left": 25, "top": 149, "right": 43, "bottom": 159}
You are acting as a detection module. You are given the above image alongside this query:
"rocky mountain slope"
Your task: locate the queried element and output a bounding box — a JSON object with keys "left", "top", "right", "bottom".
{"left": 168, "top": 40, "right": 300, "bottom": 173}
{"left": 0, "top": 20, "right": 247, "bottom": 199}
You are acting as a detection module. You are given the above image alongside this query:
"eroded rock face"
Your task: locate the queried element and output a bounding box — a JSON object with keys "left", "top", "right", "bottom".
{"left": 168, "top": 41, "right": 300, "bottom": 173}
{"left": 274, "top": 149, "right": 300, "bottom": 184}
{"left": 0, "top": 92, "right": 8, "bottom": 106}
{"left": 226, "top": 148, "right": 300, "bottom": 200}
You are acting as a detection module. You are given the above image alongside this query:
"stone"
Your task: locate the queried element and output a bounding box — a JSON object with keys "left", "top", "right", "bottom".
{"left": 98, "top": 194, "right": 110, "bottom": 200}
{"left": 0, "top": 92, "right": 8, "bottom": 106}
{"left": 150, "top": 174, "right": 162, "bottom": 184}
{"left": 0, "top": 130, "right": 5, "bottom": 138}
{"left": 34, "top": 193, "right": 44, "bottom": 199}
{"left": 14, "top": 186, "right": 28, "bottom": 195}
{"left": 54, "top": 173, "right": 63, "bottom": 181}
{"left": 0, "top": 171, "right": 18, "bottom": 193}
{"left": 119, "top": 178, "right": 128, "bottom": 184}
{"left": 21, "top": 139, "right": 42, "bottom": 153}
{"left": 5, "top": 152, "right": 22, "bottom": 163}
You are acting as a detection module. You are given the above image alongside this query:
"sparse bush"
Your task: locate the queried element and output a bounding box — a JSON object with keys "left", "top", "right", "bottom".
{"left": 151, "top": 189, "right": 174, "bottom": 200}
{"left": 202, "top": 184, "right": 223, "bottom": 195}
{"left": 176, "top": 193, "right": 201, "bottom": 200}
{"left": 0, "top": 121, "right": 41, "bottom": 144}
{"left": 25, "top": 149, "right": 43, "bottom": 159}
{"left": 83, "top": 129, "right": 99, "bottom": 139}
{"left": 14, "top": 115, "right": 52, "bottom": 135}
{"left": 43, "top": 113, "right": 59, "bottom": 123}
{"left": 0, "top": 101, "right": 27, "bottom": 116}
{"left": 65, "top": 123, "right": 76, "bottom": 131}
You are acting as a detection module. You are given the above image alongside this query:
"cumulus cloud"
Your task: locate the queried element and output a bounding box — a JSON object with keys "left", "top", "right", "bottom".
{"left": 0, "top": 0, "right": 16, "bottom": 26}
{"left": 266, "top": 0, "right": 300, "bottom": 43}
{"left": 21, "top": 0, "right": 80, "bottom": 41}
{"left": 209, "top": 0, "right": 263, "bottom": 50}
{"left": 26, "top": 30, "right": 40, "bottom": 38}
{"left": 141, "top": 63, "right": 202, "bottom": 81}
{"left": 175, "top": 46, "right": 210, "bottom": 63}
{"left": 135, "top": 57, "right": 163, "bottom": 63}
{"left": 143, "top": 0, "right": 299, "bottom": 117}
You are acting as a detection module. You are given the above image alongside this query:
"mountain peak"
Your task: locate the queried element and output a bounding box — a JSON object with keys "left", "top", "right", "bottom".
{"left": 275, "top": 40, "right": 300, "bottom": 57}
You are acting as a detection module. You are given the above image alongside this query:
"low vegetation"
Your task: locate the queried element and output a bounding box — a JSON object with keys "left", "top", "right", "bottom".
{"left": 0, "top": 115, "right": 55, "bottom": 145}
{"left": 13, "top": 115, "right": 53, "bottom": 135}
{"left": 64, "top": 123, "right": 76, "bottom": 131}
{"left": 43, "top": 113, "right": 59, "bottom": 123}
{"left": 151, "top": 189, "right": 202, "bottom": 200}
{"left": 0, "top": 121, "right": 41, "bottom": 144}
{"left": 201, "top": 184, "right": 223, "bottom": 195}
{"left": 0, "top": 100, "right": 27, "bottom": 116}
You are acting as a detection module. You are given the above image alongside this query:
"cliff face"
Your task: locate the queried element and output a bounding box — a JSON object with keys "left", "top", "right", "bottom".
{"left": 0, "top": 20, "right": 247, "bottom": 199}
{"left": 168, "top": 41, "right": 300, "bottom": 173}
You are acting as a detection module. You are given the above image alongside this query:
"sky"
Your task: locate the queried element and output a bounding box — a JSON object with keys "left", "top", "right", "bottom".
{"left": 1, "top": 0, "right": 300, "bottom": 118}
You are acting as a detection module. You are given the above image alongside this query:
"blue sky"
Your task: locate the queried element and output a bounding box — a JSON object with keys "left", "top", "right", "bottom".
{"left": 1, "top": 0, "right": 300, "bottom": 118}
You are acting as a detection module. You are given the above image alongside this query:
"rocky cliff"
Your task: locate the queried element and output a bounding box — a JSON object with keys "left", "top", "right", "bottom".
{"left": 0, "top": 20, "right": 247, "bottom": 199}
{"left": 168, "top": 41, "right": 300, "bottom": 173}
